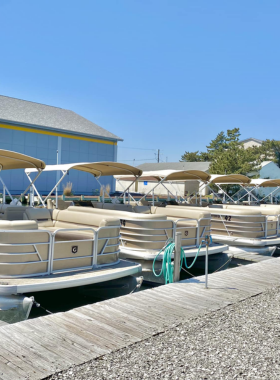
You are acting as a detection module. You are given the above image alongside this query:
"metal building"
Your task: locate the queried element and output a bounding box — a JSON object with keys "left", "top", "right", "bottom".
{"left": 116, "top": 162, "right": 211, "bottom": 196}
{"left": 0, "top": 95, "right": 122, "bottom": 195}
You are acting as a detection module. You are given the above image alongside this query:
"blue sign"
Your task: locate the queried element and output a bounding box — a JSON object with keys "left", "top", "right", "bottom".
{"left": 144, "top": 181, "right": 148, "bottom": 186}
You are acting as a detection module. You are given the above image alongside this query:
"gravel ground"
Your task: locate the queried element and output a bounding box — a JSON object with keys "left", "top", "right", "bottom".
{"left": 47, "top": 287, "right": 280, "bottom": 380}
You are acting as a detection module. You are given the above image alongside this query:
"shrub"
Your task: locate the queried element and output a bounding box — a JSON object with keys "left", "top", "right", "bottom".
{"left": 63, "top": 182, "right": 73, "bottom": 196}
{"left": 100, "top": 184, "right": 111, "bottom": 198}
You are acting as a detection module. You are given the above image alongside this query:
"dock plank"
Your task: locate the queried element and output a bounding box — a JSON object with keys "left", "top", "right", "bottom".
{"left": 0, "top": 256, "right": 279, "bottom": 379}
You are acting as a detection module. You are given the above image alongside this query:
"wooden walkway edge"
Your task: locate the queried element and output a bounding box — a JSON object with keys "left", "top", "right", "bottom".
{"left": 0, "top": 257, "right": 280, "bottom": 380}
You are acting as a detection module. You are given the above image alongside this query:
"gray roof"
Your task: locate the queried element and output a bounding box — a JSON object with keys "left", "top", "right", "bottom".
{"left": 0, "top": 95, "right": 122, "bottom": 142}
{"left": 240, "top": 137, "right": 263, "bottom": 144}
{"left": 137, "top": 162, "right": 211, "bottom": 172}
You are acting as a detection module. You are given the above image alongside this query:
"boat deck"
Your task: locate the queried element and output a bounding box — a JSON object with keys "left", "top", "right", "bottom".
{"left": 0, "top": 260, "right": 142, "bottom": 295}
{"left": 0, "top": 256, "right": 279, "bottom": 380}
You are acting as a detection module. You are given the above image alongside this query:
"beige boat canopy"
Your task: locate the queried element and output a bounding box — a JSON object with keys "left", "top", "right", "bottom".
{"left": 0, "top": 150, "right": 46, "bottom": 204}
{"left": 25, "top": 162, "right": 142, "bottom": 207}
{"left": 26, "top": 161, "right": 142, "bottom": 178}
{"left": 209, "top": 174, "right": 251, "bottom": 185}
{"left": 0, "top": 149, "right": 45, "bottom": 170}
{"left": 249, "top": 178, "right": 280, "bottom": 188}
{"left": 116, "top": 169, "right": 211, "bottom": 182}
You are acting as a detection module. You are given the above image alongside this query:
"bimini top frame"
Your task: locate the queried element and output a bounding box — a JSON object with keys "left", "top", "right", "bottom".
{"left": 0, "top": 150, "right": 45, "bottom": 204}
{"left": 199, "top": 175, "right": 280, "bottom": 205}
{"left": 241, "top": 178, "right": 280, "bottom": 204}
{"left": 116, "top": 169, "right": 211, "bottom": 205}
{"left": 25, "top": 161, "right": 142, "bottom": 207}
{"left": 202, "top": 174, "right": 252, "bottom": 204}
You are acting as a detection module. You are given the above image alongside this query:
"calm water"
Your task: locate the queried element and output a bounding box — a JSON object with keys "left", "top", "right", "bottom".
{"left": 28, "top": 254, "right": 244, "bottom": 319}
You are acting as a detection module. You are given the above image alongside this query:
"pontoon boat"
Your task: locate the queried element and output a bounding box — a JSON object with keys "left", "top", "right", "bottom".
{"left": 0, "top": 151, "right": 142, "bottom": 324}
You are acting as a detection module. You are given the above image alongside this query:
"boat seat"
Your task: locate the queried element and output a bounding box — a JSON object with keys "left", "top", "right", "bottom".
{"left": 2, "top": 206, "right": 32, "bottom": 221}
{"left": 0, "top": 220, "right": 38, "bottom": 230}
{"left": 224, "top": 204, "right": 280, "bottom": 216}
{"left": 133, "top": 205, "right": 151, "bottom": 214}
{"left": 23, "top": 208, "right": 54, "bottom": 227}
{"left": 92, "top": 202, "right": 135, "bottom": 212}
{"left": 23, "top": 207, "right": 120, "bottom": 234}
{"left": 67, "top": 206, "right": 167, "bottom": 220}
{"left": 155, "top": 206, "right": 211, "bottom": 224}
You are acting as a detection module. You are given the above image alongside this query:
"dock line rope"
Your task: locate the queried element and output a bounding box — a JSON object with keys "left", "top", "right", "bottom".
{"left": 152, "top": 238, "right": 203, "bottom": 284}
{"left": 32, "top": 298, "right": 53, "bottom": 315}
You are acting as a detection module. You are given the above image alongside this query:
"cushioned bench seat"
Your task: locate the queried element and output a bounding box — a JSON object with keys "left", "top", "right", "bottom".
{"left": 167, "top": 205, "right": 278, "bottom": 238}
{"left": 0, "top": 220, "right": 51, "bottom": 277}
{"left": 22, "top": 207, "right": 121, "bottom": 270}
{"left": 68, "top": 206, "right": 210, "bottom": 249}
{"left": 0, "top": 205, "right": 32, "bottom": 220}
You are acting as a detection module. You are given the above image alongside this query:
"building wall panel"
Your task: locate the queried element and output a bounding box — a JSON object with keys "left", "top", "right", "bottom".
{"left": 0, "top": 126, "right": 117, "bottom": 195}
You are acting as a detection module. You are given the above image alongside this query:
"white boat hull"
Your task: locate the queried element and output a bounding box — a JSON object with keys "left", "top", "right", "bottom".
{"left": 212, "top": 234, "right": 280, "bottom": 249}
{"left": 0, "top": 260, "right": 142, "bottom": 324}
{"left": 226, "top": 245, "right": 277, "bottom": 255}
{"left": 0, "top": 295, "right": 33, "bottom": 325}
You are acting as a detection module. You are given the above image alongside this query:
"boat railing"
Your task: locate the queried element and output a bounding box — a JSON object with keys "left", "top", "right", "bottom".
{"left": 211, "top": 212, "right": 280, "bottom": 239}
{"left": 119, "top": 217, "right": 210, "bottom": 249}
{"left": 51, "top": 226, "right": 121, "bottom": 273}
{"left": 0, "top": 229, "right": 52, "bottom": 278}
{"left": 0, "top": 225, "right": 121, "bottom": 278}
{"left": 264, "top": 215, "right": 280, "bottom": 238}
{"left": 173, "top": 217, "right": 211, "bottom": 248}
{"left": 51, "top": 227, "right": 96, "bottom": 274}
{"left": 119, "top": 219, "right": 174, "bottom": 244}
{"left": 94, "top": 225, "right": 121, "bottom": 268}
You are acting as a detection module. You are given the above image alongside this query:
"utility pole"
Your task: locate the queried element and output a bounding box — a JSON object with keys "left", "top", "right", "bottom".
{"left": 157, "top": 149, "right": 160, "bottom": 163}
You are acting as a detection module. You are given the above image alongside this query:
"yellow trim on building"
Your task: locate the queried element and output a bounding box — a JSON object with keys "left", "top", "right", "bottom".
{"left": 0, "top": 123, "right": 117, "bottom": 146}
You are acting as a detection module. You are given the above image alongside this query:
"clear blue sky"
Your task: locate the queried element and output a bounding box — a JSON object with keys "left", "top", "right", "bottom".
{"left": 1, "top": 0, "right": 279, "bottom": 165}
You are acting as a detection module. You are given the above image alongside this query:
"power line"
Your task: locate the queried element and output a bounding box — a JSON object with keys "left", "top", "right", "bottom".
{"left": 118, "top": 147, "right": 157, "bottom": 151}
{"left": 118, "top": 158, "right": 157, "bottom": 162}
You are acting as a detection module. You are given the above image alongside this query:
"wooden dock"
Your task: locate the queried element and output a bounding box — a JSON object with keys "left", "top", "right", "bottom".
{"left": 0, "top": 256, "right": 280, "bottom": 380}
{"left": 231, "top": 251, "right": 274, "bottom": 263}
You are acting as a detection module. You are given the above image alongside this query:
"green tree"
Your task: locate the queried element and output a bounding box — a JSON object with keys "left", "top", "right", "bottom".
{"left": 256, "top": 139, "right": 280, "bottom": 167}
{"left": 181, "top": 128, "right": 280, "bottom": 174}
{"left": 180, "top": 151, "right": 210, "bottom": 162}
{"left": 181, "top": 127, "right": 260, "bottom": 175}
{"left": 208, "top": 128, "right": 255, "bottom": 175}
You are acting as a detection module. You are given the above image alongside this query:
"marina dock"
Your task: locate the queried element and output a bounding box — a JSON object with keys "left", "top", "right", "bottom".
{"left": 0, "top": 256, "right": 280, "bottom": 380}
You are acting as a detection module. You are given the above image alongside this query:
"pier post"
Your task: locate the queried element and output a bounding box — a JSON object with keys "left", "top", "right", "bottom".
{"left": 205, "top": 235, "right": 210, "bottom": 289}
{"left": 174, "top": 232, "right": 182, "bottom": 282}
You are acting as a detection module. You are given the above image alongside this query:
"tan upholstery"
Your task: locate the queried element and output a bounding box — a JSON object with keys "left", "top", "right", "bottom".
{"left": 57, "top": 199, "right": 73, "bottom": 210}
{"left": 22, "top": 206, "right": 121, "bottom": 272}
{"left": 0, "top": 205, "right": 31, "bottom": 221}
{"left": 154, "top": 206, "right": 211, "bottom": 221}
{"left": 92, "top": 202, "right": 151, "bottom": 214}
{"left": 167, "top": 205, "right": 278, "bottom": 238}
{"left": 47, "top": 199, "right": 55, "bottom": 209}
{"left": 216, "top": 204, "right": 280, "bottom": 216}
{"left": 23, "top": 208, "right": 53, "bottom": 227}
{"left": 0, "top": 220, "right": 38, "bottom": 230}
{"left": 68, "top": 205, "right": 210, "bottom": 250}
{"left": 0, "top": 220, "right": 51, "bottom": 277}
{"left": 47, "top": 199, "right": 73, "bottom": 210}
{"left": 67, "top": 206, "right": 167, "bottom": 220}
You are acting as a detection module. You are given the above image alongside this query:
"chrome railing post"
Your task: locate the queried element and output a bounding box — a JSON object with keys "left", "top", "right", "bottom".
{"left": 172, "top": 221, "right": 176, "bottom": 240}
{"left": 196, "top": 218, "right": 201, "bottom": 247}
{"left": 92, "top": 230, "right": 98, "bottom": 268}
{"left": 47, "top": 232, "right": 53, "bottom": 275}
